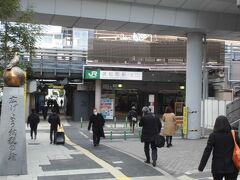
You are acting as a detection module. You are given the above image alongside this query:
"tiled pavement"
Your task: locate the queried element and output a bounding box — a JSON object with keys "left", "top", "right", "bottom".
{"left": 0, "top": 118, "right": 172, "bottom": 180}
{"left": 1, "top": 116, "right": 239, "bottom": 180}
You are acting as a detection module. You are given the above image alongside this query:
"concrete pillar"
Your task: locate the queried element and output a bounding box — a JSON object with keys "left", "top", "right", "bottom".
{"left": 186, "top": 32, "right": 204, "bottom": 139}
{"left": 0, "top": 87, "right": 27, "bottom": 175}
{"left": 95, "top": 80, "right": 101, "bottom": 112}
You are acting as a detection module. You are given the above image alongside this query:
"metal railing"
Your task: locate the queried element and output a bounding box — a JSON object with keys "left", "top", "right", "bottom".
{"left": 20, "top": 48, "right": 87, "bottom": 79}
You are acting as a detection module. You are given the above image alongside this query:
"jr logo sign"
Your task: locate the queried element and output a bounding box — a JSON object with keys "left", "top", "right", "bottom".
{"left": 84, "top": 69, "right": 100, "bottom": 79}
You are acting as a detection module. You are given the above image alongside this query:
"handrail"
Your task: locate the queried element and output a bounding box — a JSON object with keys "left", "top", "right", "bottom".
{"left": 230, "top": 119, "right": 240, "bottom": 126}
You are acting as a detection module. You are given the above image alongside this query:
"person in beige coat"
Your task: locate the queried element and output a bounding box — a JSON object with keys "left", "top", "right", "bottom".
{"left": 162, "top": 106, "right": 176, "bottom": 148}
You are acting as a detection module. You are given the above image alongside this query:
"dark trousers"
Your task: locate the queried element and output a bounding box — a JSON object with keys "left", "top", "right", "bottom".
{"left": 144, "top": 141, "right": 157, "bottom": 161}
{"left": 30, "top": 125, "right": 38, "bottom": 139}
{"left": 166, "top": 136, "right": 172, "bottom": 145}
{"left": 50, "top": 127, "right": 57, "bottom": 143}
{"left": 129, "top": 120, "right": 136, "bottom": 132}
{"left": 93, "top": 133, "right": 100, "bottom": 145}
{"left": 212, "top": 172, "right": 238, "bottom": 180}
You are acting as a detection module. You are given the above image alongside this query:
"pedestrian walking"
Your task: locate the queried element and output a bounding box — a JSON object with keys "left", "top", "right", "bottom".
{"left": 48, "top": 109, "right": 61, "bottom": 144}
{"left": 127, "top": 105, "right": 138, "bottom": 133}
{"left": 42, "top": 105, "right": 48, "bottom": 120}
{"left": 139, "top": 106, "right": 162, "bottom": 167}
{"left": 27, "top": 109, "right": 40, "bottom": 140}
{"left": 162, "top": 106, "right": 177, "bottom": 147}
{"left": 88, "top": 108, "right": 105, "bottom": 147}
{"left": 60, "top": 99, "right": 63, "bottom": 108}
{"left": 198, "top": 115, "right": 240, "bottom": 180}
{"left": 53, "top": 100, "right": 60, "bottom": 114}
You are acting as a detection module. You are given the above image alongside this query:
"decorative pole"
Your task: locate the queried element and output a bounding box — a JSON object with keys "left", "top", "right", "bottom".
{"left": 114, "top": 116, "right": 116, "bottom": 128}
{"left": 80, "top": 117, "right": 83, "bottom": 128}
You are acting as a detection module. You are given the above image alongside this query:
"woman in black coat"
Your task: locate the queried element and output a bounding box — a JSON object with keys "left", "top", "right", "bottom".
{"left": 88, "top": 108, "right": 105, "bottom": 147}
{"left": 198, "top": 115, "right": 240, "bottom": 180}
{"left": 139, "top": 106, "right": 162, "bottom": 167}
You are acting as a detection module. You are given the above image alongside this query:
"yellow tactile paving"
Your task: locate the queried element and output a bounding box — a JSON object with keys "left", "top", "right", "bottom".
{"left": 65, "top": 135, "right": 132, "bottom": 180}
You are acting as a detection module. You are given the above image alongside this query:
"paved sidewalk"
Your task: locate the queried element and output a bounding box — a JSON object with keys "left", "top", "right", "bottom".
{"left": 82, "top": 120, "right": 212, "bottom": 176}
{"left": 0, "top": 120, "right": 81, "bottom": 180}
{"left": 70, "top": 120, "right": 213, "bottom": 179}
{"left": 0, "top": 118, "right": 175, "bottom": 180}
{"left": 103, "top": 137, "right": 211, "bottom": 176}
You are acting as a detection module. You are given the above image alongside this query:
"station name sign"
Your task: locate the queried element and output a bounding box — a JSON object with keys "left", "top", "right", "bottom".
{"left": 84, "top": 69, "right": 142, "bottom": 81}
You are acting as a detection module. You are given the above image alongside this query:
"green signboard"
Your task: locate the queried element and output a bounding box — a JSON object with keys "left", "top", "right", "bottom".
{"left": 84, "top": 69, "right": 100, "bottom": 79}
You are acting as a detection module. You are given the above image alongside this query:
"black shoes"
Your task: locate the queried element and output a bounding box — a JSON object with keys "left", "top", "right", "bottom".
{"left": 144, "top": 160, "right": 150, "bottom": 164}
{"left": 167, "top": 144, "right": 173, "bottom": 148}
{"left": 145, "top": 160, "right": 156, "bottom": 167}
{"left": 152, "top": 160, "right": 156, "bottom": 167}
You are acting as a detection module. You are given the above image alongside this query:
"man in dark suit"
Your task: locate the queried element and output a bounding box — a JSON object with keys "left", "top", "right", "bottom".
{"left": 88, "top": 108, "right": 105, "bottom": 147}
{"left": 48, "top": 109, "right": 61, "bottom": 144}
{"left": 139, "top": 106, "right": 162, "bottom": 167}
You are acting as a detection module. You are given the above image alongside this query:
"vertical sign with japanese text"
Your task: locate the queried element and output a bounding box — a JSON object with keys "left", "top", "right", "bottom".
{"left": 0, "top": 87, "right": 27, "bottom": 176}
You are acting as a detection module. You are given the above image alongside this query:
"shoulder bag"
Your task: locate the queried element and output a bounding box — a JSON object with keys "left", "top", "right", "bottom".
{"left": 154, "top": 134, "right": 165, "bottom": 148}
{"left": 154, "top": 115, "right": 165, "bottom": 148}
{"left": 231, "top": 130, "right": 240, "bottom": 169}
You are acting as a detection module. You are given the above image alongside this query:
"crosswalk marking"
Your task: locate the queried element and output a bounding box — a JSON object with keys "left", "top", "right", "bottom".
{"left": 112, "top": 161, "right": 124, "bottom": 164}
{"left": 65, "top": 136, "right": 132, "bottom": 180}
{"left": 79, "top": 131, "right": 89, "bottom": 138}
{"left": 38, "top": 168, "right": 108, "bottom": 177}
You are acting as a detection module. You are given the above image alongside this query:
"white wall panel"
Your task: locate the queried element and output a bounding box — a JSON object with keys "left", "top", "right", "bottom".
{"left": 175, "top": 10, "right": 197, "bottom": 28}
{"left": 55, "top": 0, "right": 81, "bottom": 16}
{"left": 201, "top": 99, "right": 231, "bottom": 129}
{"left": 153, "top": 7, "right": 176, "bottom": 26}
{"left": 107, "top": 2, "right": 131, "bottom": 21}
{"left": 130, "top": 4, "right": 154, "bottom": 23}
{"left": 32, "top": 0, "right": 55, "bottom": 14}
{"left": 81, "top": 0, "right": 107, "bottom": 19}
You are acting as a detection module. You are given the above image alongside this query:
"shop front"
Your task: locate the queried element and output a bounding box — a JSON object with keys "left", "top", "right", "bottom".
{"left": 84, "top": 68, "right": 185, "bottom": 120}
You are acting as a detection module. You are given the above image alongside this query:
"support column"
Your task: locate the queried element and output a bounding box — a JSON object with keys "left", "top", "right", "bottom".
{"left": 186, "top": 32, "right": 204, "bottom": 139}
{"left": 95, "top": 80, "right": 101, "bottom": 112}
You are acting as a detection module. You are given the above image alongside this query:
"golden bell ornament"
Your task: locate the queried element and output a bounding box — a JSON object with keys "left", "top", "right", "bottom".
{"left": 3, "top": 67, "right": 25, "bottom": 87}
{"left": 3, "top": 52, "right": 26, "bottom": 87}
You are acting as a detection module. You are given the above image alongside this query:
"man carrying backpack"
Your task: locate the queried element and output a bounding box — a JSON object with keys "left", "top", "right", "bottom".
{"left": 127, "top": 106, "right": 138, "bottom": 133}
{"left": 48, "top": 109, "right": 61, "bottom": 144}
{"left": 27, "top": 109, "right": 40, "bottom": 140}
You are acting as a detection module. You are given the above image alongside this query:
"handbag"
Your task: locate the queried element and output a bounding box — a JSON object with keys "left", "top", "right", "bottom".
{"left": 231, "top": 130, "right": 240, "bottom": 169}
{"left": 154, "top": 134, "right": 165, "bottom": 148}
{"left": 132, "top": 117, "right": 137, "bottom": 122}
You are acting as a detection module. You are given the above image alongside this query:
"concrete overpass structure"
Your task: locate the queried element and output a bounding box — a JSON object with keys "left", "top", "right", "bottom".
{"left": 20, "top": 0, "right": 240, "bottom": 40}
{"left": 20, "top": 0, "right": 240, "bottom": 139}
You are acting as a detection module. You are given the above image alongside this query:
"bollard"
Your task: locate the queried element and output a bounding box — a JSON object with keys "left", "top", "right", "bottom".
{"left": 181, "top": 124, "right": 184, "bottom": 139}
{"left": 110, "top": 130, "right": 113, "bottom": 140}
{"left": 80, "top": 117, "right": 83, "bottom": 128}
{"left": 114, "top": 116, "right": 117, "bottom": 128}
{"left": 125, "top": 117, "right": 128, "bottom": 128}
{"left": 124, "top": 130, "right": 127, "bottom": 140}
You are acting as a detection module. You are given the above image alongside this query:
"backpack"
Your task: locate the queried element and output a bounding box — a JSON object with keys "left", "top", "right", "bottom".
{"left": 231, "top": 130, "right": 240, "bottom": 169}
{"left": 129, "top": 110, "right": 137, "bottom": 121}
